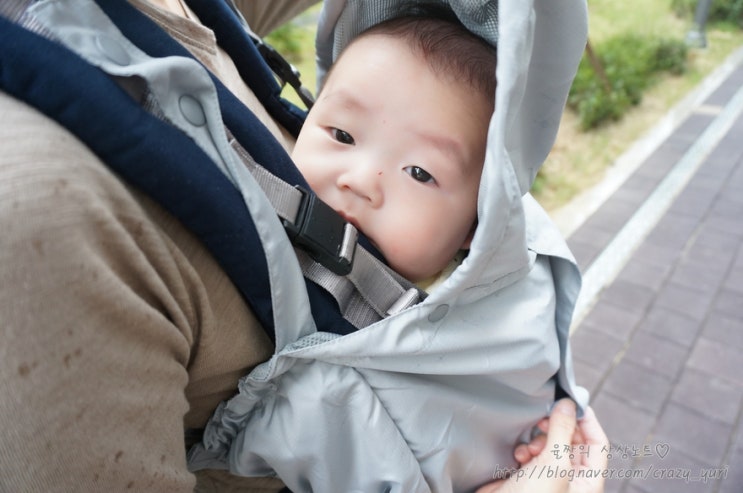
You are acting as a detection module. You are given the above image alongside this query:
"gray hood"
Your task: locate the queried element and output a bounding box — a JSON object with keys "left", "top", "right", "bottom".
{"left": 315, "top": 0, "right": 587, "bottom": 299}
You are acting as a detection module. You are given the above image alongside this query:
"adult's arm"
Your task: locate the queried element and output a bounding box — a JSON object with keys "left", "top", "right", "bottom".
{"left": 0, "top": 91, "right": 276, "bottom": 492}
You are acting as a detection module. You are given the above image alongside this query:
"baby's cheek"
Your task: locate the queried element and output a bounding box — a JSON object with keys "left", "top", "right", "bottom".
{"left": 298, "top": 170, "right": 325, "bottom": 196}
{"left": 378, "top": 240, "right": 412, "bottom": 271}
{"left": 386, "top": 241, "right": 439, "bottom": 282}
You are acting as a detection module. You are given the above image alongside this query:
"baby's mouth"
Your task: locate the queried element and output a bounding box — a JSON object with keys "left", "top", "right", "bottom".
{"left": 336, "top": 209, "right": 360, "bottom": 231}
{"left": 336, "top": 209, "right": 380, "bottom": 249}
{"left": 330, "top": 204, "right": 383, "bottom": 251}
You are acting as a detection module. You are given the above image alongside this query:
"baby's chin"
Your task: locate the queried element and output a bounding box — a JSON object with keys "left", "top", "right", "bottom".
{"left": 329, "top": 210, "right": 441, "bottom": 282}
{"left": 387, "top": 258, "right": 439, "bottom": 284}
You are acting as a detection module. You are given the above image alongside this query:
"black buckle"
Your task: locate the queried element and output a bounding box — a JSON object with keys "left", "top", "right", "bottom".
{"left": 284, "top": 187, "right": 357, "bottom": 276}
{"left": 255, "top": 41, "right": 315, "bottom": 110}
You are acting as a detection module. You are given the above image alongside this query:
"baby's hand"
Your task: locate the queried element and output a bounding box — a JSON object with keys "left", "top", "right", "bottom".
{"left": 481, "top": 400, "right": 608, "bottom": 493}
{"left": 514, "top": 406, "right": 592, "bottom": 466}
{"left": 513, "top": 417, "right": 550, "bottom": 465}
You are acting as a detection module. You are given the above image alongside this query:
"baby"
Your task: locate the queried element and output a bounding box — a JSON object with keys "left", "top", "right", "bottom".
{"left": 291, "top": 5, "right": 495, "bottom": 285}
{"left": 190, "top": 4, "right": 589, "bottom": 492}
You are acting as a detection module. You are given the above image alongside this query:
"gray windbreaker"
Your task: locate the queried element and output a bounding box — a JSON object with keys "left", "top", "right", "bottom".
{"left": 187, "top": 0, "right": 591, "bottom": 492}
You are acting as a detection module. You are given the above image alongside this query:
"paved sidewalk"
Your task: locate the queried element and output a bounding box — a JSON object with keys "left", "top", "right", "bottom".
{"left": 562, "top": 49, "right": 743, "bottom": 493}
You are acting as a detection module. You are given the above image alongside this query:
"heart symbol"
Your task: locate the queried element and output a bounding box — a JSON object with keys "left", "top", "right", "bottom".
{"left": 656, "top": 443, "right": 669, "bottom": 459}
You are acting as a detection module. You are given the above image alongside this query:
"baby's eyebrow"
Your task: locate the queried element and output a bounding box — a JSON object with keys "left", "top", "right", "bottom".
{"left": 413, "top": 130, "right": 467, "bottom": 172}
{"left": 321, "top": 89, "right": 370, "bottom": 114}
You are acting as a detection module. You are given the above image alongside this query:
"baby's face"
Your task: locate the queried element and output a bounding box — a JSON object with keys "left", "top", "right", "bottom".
{"left": 292, "top": 34, "right": 491, "bottom": 282}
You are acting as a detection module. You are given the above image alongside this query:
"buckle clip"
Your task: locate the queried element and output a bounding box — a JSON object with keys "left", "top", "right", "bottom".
{"left": 256, "top": 41, "right": 315, "bottom": 110}
{"left": 284, "top": 187, "right": 357, "bottom": 276}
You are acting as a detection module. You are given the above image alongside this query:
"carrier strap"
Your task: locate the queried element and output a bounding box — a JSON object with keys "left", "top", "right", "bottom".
{"left": 0, "top": 0, "right": 423, "bottom": 333}
{"left": 172, "top": 0, "right": 425, "bottom": 325}
{"left": 229, "top": 135, "right": 423, "bottom": 326}
{"left": 120, "top": 0, "right": 426, "bottom": 327}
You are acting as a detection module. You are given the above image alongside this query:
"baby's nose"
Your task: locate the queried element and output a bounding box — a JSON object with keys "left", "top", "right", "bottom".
{"left": 337, "top": 163, "right": 383, "bottom": 207}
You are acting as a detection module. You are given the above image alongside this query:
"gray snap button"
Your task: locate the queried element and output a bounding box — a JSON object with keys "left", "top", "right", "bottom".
{"left": 178, "top": 95, "right": 207, "bottom": 127}
{"left": 428, "top": 304, "right": 449, "bottom": 323}
{"left": 95, "top": 34, "right": 130, "bottom": 66}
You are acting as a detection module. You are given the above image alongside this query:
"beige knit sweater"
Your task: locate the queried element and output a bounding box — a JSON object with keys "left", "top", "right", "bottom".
{"left": 0, "top": 1, "right": 316, "bottom": 491}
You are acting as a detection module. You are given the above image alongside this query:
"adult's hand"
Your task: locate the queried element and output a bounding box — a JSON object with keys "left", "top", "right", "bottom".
{"left": 477, "top": 399, "right": 609, "bottom": 493}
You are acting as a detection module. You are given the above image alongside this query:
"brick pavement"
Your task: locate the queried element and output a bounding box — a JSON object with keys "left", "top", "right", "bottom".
{"left": 564, "top": 52, "right": 743, "bottom": 493}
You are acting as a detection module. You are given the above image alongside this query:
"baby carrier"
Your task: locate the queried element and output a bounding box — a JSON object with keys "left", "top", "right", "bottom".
{"left": 0, "top": 0, "right": 589, "bottom": 491}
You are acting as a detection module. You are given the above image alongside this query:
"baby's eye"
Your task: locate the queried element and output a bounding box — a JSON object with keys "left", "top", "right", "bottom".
{"left": 404, "top": 166, "right": 436, "bottom": 185}
{"left": 331, "top": 128, "right": 355, "bottom": 145}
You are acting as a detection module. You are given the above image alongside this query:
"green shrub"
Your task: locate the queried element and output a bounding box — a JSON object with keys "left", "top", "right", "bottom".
{"left": 671, "top": 0, "right": 696, "bottom": 18}
{"left": 650, "top": 38, "right": 689, "bottom": 74}
{"left": 672, "top": 0, "right": 743, "bottom": 25}
{"left": 568, "top": 35, "right": 688, "bottom": 129}
{"left": 710, "top": 0, "right": 743, "bottom": 23}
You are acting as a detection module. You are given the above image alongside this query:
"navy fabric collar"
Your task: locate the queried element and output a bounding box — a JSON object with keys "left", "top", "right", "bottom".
{"left": 100, "top": 0, "right": 385, "bottom": 260}
{"left": 0, "top": 1, "right": 373, "bottom": 337}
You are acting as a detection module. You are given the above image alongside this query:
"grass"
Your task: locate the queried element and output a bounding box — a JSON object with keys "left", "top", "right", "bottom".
{"left": 536, "top": 6, "right": 743, "bottom": 211}
{"left": 269, "top": 3, "right": 743, "bottom": 211}
{"left": 588, "top": 0, "right": 690, "bottom": 42}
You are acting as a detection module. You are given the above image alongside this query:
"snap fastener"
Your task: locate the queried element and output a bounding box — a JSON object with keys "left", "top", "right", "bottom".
{"left": 95, "top": 34, "right": 130, "bottom": 66}
{"left": 428, "top": 304, "right": 449, "bottom": 323}
{"left": 178, "top": 95, "right": 206, "bottom": 127}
